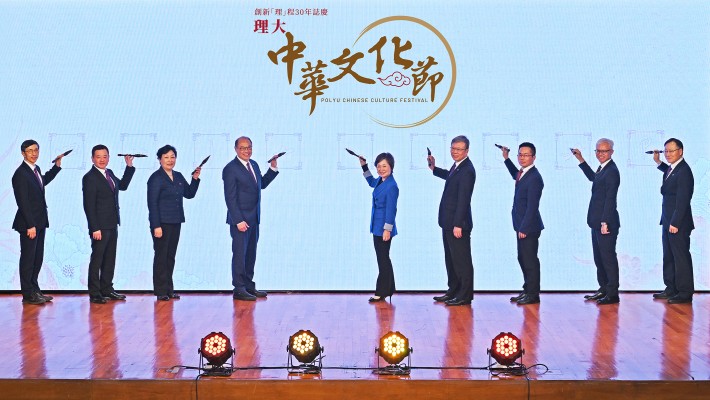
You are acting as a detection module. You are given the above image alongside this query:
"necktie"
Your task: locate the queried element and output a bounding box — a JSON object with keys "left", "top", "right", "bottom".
{"left": 106, "top": 171, "right": 115, "bottom": 191}
{"left": 33, "top": 167, "right": 43, "bottom": 188}
{"left": 664, "top": 167, "right": 672, "bottom": 180}
{"left": 246, "top": 161, "right": 257, "bottom": 183}
{"left": 515, "top": 168, "right": 523, "bottom": 185}
{"left": 448, "top": 163, "right": 456, "bottom": 177}
{"left": 596, "top": 165, "right": 602, "bottom": 174}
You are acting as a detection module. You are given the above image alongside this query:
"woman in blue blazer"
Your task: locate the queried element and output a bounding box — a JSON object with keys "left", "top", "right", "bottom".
{"left": 360, "top": 153, "right": 399, "bottom": 302}
{"left": 147, "top": 145, "right": 201, "bottom": 301}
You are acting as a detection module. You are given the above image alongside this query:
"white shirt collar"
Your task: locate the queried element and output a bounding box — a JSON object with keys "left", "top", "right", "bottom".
{"left": 599, "top": 159, "right": 612, "bottom": 170}
{"left": 670, "top": 157, "right": 684, "bottom": 169}
{"left": 454, "top": 156, "right": 468, "bottom": 167}
{"left": 23, "top": 160, "right": 36, "bottom": 170}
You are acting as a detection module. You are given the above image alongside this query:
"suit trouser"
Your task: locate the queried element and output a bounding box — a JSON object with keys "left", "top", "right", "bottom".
{"left": 152, "top": 223, "right": 182, "bottom": 296}
{"left": 373, "top": 235, "right": 395, "bottom": 297}
{"left": 88, "top": 228, "right": 118, "bottom": 297}
{"left": 517, "top": 231, "right": 541, "bottom": 296}
{"left": 591, "top": 228, "right": 619, "bottom": 297}
{"left": 442, "top": 228, "right": 474, "bottom": 301}
{"left": 662, "top": 226, "right": 694, "bottom": 298}
{"left": 18, "top": 228, "right": 46, "bottom": 298}
{"left": 230, "top": 224, "right": 259, "bottom": 292}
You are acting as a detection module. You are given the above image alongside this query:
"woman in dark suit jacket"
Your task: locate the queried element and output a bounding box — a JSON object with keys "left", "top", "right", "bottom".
{"left": 147, "top": 145, "right": 201, "bottom": 301}
{"left": 360, "top": 153, "right": 399, "bottom": 302}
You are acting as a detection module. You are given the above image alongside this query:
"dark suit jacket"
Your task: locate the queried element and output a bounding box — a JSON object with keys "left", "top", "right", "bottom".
{"left": 12, "top": 162, "right": 61, "bottom": 232}
{"left": 364, "top": 171, "right": 399, "bottom": 236}
{"left": 579, "top": 160, "right": 620, "bottom": 229}
{"left": 433, "top": 157, "right": 476, "bottom": 231}
{"left": 658, "top": 159, "right": 694, "bottom": 230}
{"left": 147, "top": 168, "right": 200, "bottom": 229}
{"left": 505, "top": 159, "right": 544, "bottom": 234}
{"left": 222, "top": 158, "right": 278, "bottom": 226}
{"left": 82, "top": 165, "right": 136, "bottom": 233}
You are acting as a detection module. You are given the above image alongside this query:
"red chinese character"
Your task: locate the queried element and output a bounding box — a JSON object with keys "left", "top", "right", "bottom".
{"left": 328, "top": 48, "right": 374, "bottom": 84}
{"left": 254, "top": 8, "right": 262, "bottom": 16}
{"left": 321, "top": 9, "right": 328, "bottom": 16}
{"left": 313, "top": 9, "right": 321, "bottom": 16}
{"left": 272, "top": 19, "right": 286, "bottom": 34}
{"left": 275, "top": 8, "right": 283, "bottom": 16}
{"left": 254, "top": 19, "right": 269, "bottom": 34}
{"left": 268, "top": 32, "right": 306, "bottom": 84}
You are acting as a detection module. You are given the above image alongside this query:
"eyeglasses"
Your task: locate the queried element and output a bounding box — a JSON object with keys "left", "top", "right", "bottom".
{"left": 594, "top": 149, "right": 612, "bottom": 154}
{"left": 23, "top": 149, "right": 39, "bottom": 154}
{"left": 450, "top": 147, "right": 467, "bottom": 152}
{"left": 238, "top": 146, "right": 253, "bottom": 151}
{"left": 663, "top": 148, "right": 680, "bottom": 154}
{"left": 517, "top": 153, "right": 533, "bottom": 158}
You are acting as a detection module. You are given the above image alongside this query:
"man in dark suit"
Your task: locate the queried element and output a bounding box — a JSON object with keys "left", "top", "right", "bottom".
{"left": 502, "top": 142, "right": 544, "bottom": 305}
{"left": 223, "top": 136, "right": 279, "bottom": 301}
{"left": 652, "top": 138, "right": 695, "bottom": 304}
{"left": 572, "top": 138, "right": 621, "bottom": 305}
{"left": 12, "top": 140, "right": 65, "bottom": 305}
{"left": 82, "top": 145, "right": 135, "bottom": 304}
{"left": 428, "top": 135, "right": 476, "bottom": 306}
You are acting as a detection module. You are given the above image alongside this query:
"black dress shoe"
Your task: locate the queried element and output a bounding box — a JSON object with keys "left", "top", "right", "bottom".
{"left": 510, "top": 292, "right": 526, "bottom": 302}
{"left": 596, "top": 296, "right": 620, "bottom": 305}
{"left": 233, "top": 291, "right": 256, "bottom": 301}
{"left": 652, "top": 291, "right": 674, "bottom": 299}
{"left": 90, "top": 296, "right": 108, "bottom": 304}
{"left": 516, "top": 295, "right": 540, "bottom": 305}
{"left": 584, "top": 291, "right": 605, "bottom": 301}
{"left": 104, "top": 291, "right": 126, "bottom": 300}
{"left": 433, "top": 294, "right": 453, "bottom": 302}
{"left": 22, "top": 293, "right": 46, "bottom": 305}
{"left": 157, "top": 295, "right": 170, "bottom": 301}
{"left": 169, "top": 293, "right": 181, "bottom": 299}
{"left": 667, "top": 296, "right": 692, "bottom": 304}
{"left": 247, "top": 289, "right": 267, "bottom": 298}
{"left": 445, "top": 298, "right": 471, "bottom": 306}
{"left": 38, "top": 291, "right": 54, "bottom": 302}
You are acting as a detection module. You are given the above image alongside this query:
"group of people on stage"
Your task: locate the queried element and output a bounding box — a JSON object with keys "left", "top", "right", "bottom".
{"left": 11, "top": 133, "right": 695, "bottom": 306}
{"left": 358, "top": 135, "right": 695, "bottom": 306}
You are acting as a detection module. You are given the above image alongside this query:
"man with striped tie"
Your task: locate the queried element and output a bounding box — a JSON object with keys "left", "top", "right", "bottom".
{"left": 12, "top": 140, "right": 65, "bottom": 305}
{"left": 572, "top": 138, "right": 621, "bottom": 305}
{"left": 82, "top": 145, "right": 135, "bottom": 304}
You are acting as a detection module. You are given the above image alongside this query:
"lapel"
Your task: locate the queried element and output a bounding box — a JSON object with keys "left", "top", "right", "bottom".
{"left": 518, "top": 166, "right": 536, "bottom": 186}
{"left": 662, "top": 160, "right": 683, "bottom": 188}
{"left": 159, "top": 168, "right": 175, "bottom": 185}
{"left": 373, "top": 175, "right": 393, "bottom": 198}
{"left": 22, "top": 162, "right": 44, "bottom": 191}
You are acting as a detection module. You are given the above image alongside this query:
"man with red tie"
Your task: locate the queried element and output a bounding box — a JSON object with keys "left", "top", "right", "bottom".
{"left": 502, "top": 142, "right": 544, "bottom": 305}
{"left": 652, "top": 138, "right": 695, "bottom": 304}
{"left": 82, "top": 145, "right": 135, "bottom": 304}
{"left": 12, "top": 140, "right": 66, "bottom": 305}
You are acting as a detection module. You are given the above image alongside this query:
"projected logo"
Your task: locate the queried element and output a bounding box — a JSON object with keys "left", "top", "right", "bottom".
{"left": 267, "top": 16, "right": 456, "bottom": 128}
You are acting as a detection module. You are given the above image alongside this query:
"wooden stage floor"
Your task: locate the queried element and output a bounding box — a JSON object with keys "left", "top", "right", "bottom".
{"left": 0, "top": 292, "right": 708, "bottom": 399}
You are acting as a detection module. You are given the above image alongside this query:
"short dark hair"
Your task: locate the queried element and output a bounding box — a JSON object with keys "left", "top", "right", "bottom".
{"left": 235, "top": 136, "right": 252, "bottom": 147}
{"left": 519, "top": 142, "right": 536, "bottom": 156}
{"left": 451, "top": 135, "right": 469, "bottom": 149}
{"left": 157, "top": 144, "right": 177, "bottom": 159}
{"left": 664, "top": 138, "right": 683, "bottom": 150}
{"left": 21, "top": 139, "right": 38, "bottom": 152}
{"left": 91, "top": 144, "right": 109, "bottom": 157}
{"left": 374, "top": 152, "right": 395, "bottom": 170}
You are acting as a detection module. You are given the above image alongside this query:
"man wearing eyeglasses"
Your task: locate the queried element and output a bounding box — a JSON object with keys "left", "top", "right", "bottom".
{"left": 571, "top": 139, "right": 621, "bottom": 305}
{"left": 501, "top": 142, "right": 544, "bottom": 305}
{"left": 12, "top": 140, "right": 66, "bottom": 305}
{"left": 651, "top": 138, "right": 694, "bottom": 304}
{"left": 223, "top": 136, "right": 280, "bottom": 301}
{"left": 428, "top": 135, "right": 476, "bottom": 306}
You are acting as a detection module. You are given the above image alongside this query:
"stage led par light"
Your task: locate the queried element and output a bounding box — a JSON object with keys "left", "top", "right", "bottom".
{"left": 287, "top": 329, "right": 324, "bottom": 373}
{"left": 488, "top": 332, "right": 524, "bottom": 368}
{"left": 198, "top": 332, "right": 235, "bottom": 375}
{"left": 375, "top": 331, "right": 412, "bottom": 375}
